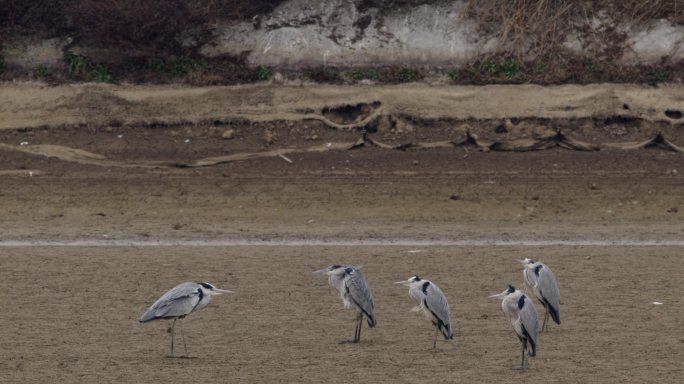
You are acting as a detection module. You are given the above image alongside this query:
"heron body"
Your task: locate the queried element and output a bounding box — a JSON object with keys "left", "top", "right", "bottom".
{"left": 521, "top": 258, "right": 561, "bottom": 332}
{"left": 140, "top": 282, "right": 232, "bottom": 357}
{"left": 491, "top": 285, "right": 538, "bottom": 369}
{"left": 316, "top": 265, "right": 376, "bottom": 343}
{"left": 397, "top": 276, "right": 453, "bottom": 350}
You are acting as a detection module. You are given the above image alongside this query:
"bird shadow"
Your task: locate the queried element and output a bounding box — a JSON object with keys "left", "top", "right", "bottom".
{"left": 165, "top": 355, "right": 197, "bottom": 359}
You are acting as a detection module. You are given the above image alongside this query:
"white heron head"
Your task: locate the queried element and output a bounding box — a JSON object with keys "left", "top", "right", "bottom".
{"left": 313, "top": 264, "right": 346, "bottom": 275}
{"left": 198, "top": 282, "right": 233, "bottom": 295}
{"left": 489, "top": 285, "right": 516, "bottom": 300}
{"left": 394, "top": 275, "right": 422, "bottom": 286}
{"left": 519, "top": 258, "right": 536, "bottom": 267}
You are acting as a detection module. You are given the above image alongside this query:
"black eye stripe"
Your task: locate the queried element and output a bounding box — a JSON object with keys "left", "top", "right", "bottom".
{"left": 198, "top": 282, "right": 213, "bottom": 290}
{"left": 506, "top": 285, "right": 515, "bottom": 294}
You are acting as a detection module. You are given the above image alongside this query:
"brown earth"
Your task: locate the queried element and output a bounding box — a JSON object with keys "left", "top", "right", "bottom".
{"left": 1, "top": 246, "right": 683, "bottom": 383}
{"left": 0, "top": 83, "right": 682, "bottom": 383}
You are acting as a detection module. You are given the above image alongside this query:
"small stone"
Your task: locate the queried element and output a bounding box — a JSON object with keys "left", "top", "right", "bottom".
{"left": 264, "top": 130, "right": 275, "bottom": 145}
{"left": 450, "top": 194, "right": 460, "bottom": 201}
{"left": 667, "top": 207, "right": 678, "bottom": 213}
{"left": 222, "top": 129, "right": 235, "bottom": 140}
{"left": 590, "top": 183, "right": 598, "bottom": 190}
{"left": 412, "top": 160, "right": 419, "bottom": 166}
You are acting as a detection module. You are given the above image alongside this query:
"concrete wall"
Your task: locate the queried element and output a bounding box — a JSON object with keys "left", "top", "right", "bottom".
{"left": 2, "top": 0, "right": 683, "bottom": 71}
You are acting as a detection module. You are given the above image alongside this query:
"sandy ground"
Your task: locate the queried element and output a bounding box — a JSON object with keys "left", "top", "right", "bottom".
{"left": 0, "top": 82, "right": 682, "bottom": 383}
{"left": 1, "top": 246, "right": 683, "bottom": 384}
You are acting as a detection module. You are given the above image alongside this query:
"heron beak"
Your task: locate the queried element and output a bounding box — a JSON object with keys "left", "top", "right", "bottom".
{"left": 394, "top": 280, "right": 410, "bottom": 285}
{"left": 489, "top": 292, "right": 505, "bottom": 299}
{"left": 213, "top": 288, "right": 234, "bottom": 294}
{"left": 312, "top": 268, "right": 329, "bottom": 274}
{"left": 518, "top": 259, "right": 526, "bottom": 264}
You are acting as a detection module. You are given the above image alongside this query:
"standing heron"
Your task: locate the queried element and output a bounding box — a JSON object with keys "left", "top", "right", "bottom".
{"left": 395, "top": 275, "right": 453, "bottom": 350}
{"left": 314, "top": 265, "right": 376, "bottom": 343}
{"left": 520, "top": 258, "right": 560, "bottom": 332}
{"left": 140, "top": 282, "right": 233, "bottom": 357}
{"left": 490, "top": 285, "right": 538, "bottom": 369}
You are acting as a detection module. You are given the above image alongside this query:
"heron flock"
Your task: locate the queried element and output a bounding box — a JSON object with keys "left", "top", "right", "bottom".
{"left": 140, "top": 258, "right": 561, "bottom": 369}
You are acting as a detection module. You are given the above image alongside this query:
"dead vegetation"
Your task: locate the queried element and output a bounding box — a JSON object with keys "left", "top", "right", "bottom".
{"left": 0, "top": 0, "right": 682, "bottom": 84}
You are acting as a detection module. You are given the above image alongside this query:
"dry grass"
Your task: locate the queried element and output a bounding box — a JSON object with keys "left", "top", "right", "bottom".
{"left": 1, "top": 0, "right": 682, "bottom": 84}
{"left": 462, "top": 0, "right": 683, "bottom": 59}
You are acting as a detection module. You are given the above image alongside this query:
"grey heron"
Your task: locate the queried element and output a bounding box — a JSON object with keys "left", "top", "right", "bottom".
{"left": 140, "top": 282, "right": 233, "bottom": 357}
{"left": 490, "top": 285, "right": 538, "bottom": 369}
{"left": 520, "top": 258, "right": 560, "bottom": 332}
{"left": 314, "top": 265, "right": 377, "bottom": 343}
{"left": 395, "top": 275, "right": 453, "bottom": 350}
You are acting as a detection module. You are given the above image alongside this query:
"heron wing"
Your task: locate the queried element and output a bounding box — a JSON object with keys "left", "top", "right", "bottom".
{"left": 519, "top": 293, "right": 539, "bottom": 355}
{"left": 344, "top": 268, "right": 376, "bottom": 325}
{"left": 522, "top": 267, "right": 537, "bottom": 296}
{"left": 537, "top": 264, "right": 561, "bottom": 323}
{"left": 140, "top": 282, "right": 202, "bottom": 322}
{"left": 424, "top": 282, "right": 453, "bottom": 338}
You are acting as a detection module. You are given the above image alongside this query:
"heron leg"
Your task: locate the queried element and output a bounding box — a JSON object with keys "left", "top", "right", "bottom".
{"left": 339, "top": 313, "right": 362, "bottom": 344}
{"left": 433, "top": 325, "right": 439, "bottom": 351}
{"left": 169, "top": 318, "right": 176, "bottom": 357}
{"left": 180, "top": 319, "right": 188, "bottom": 357}
{"left": 542, "top": 309, "right": 549, "bottom": 333}
{"left": 355, "top": 313, "right": 363, "bottom": 342}
{"left": 521, "top": 343, "right": 527, "bottom": 369}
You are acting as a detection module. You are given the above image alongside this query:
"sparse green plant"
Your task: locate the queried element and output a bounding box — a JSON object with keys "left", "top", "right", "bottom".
{"left": 90, "top": 65, "right": 113, "bottom": 83}
{"left": 587, "top": 62, "right": 600, "bottom": 73}
{"left": 503, "top": 60, "right": 520, "bottom": 78}
{"left": 344, "top": 68, "right": 365, "bottom": 81}
{"left": 447, "top": 68, "right": 459, "bottom": 81}
{"left": 256, "top": 66, "right": 273, "bottom": 81}
{"left": 482, "top": 58, "right": 521, "bottom": 79}
{"left": 146, "top": 58, "right": 167, "bottom": 73}
{"left": 343, "top": 68, "right": 381, "bottom": 82}
{"left": 366, "top": 68, "right": 380, "bottom": 81}
{"left": 396, "top": 67, "right": 419, "bottom": 83}
{"left": 536, "top": 62, "right": 548, "bottom": 74}
{"left": 35, "top": 65, "right": 50, "bottom": 77}
{"left": 64, "top": 52, "right": 88, "bottom": 75}
{"left": 169, "top": 56, "right": 205, "bottom": 76}
{"left": 647, "top": 69, "right": 670, "bottom": 83}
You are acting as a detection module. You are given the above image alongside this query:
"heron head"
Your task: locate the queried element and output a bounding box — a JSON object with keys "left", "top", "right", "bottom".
{"left": 313, "top": 264, "right": 344, "bottom": 275}
{"left": 489, "top": 285, "right": 516, "bottom": 299}
{"left": 519, "top": 258, "right": 535, "bottom": 266}
{"left": 394, "top": 275, "right": 421, "bottom": 286}
{"left": 198, "top": 282, "right": 233, "bottom": 295}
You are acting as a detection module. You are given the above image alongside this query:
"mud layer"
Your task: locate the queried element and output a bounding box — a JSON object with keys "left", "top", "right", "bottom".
{"left": 0, "top": 82, "right": 682, "bottom": 383}
{"left": 1, "top": 246, "right": 682, "bottom": 383}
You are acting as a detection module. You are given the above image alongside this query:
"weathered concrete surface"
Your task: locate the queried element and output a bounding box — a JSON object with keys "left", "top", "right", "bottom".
{"left": 201, "top": 0, "right": 684, "bottom": 68}
{"left": 1, "top": 0, "right": 683, "bottom": 71}
{"left": 200, "top": 0, "right": 491, "bottom": 67}
{"left": 622, "top": 19, "right": 684, "bottom": 64}
{"left": 1, "top": 37, "right": 71, "bottom": 71}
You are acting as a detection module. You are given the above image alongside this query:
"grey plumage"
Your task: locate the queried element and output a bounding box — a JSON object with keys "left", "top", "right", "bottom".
{"left": 491, "top": 285, "right": 539, "bottom": 369}
{"left": 397, "top": 275, "right": 453, "bottom": 350}
{"left": 521, "top": 258, "right": 561, "bottom": 331}
{"left": 315, "top": 265, "right": 376, "bottom": 343}
{"left": 140, "top": 282, "right": 232, "bottom": 357}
